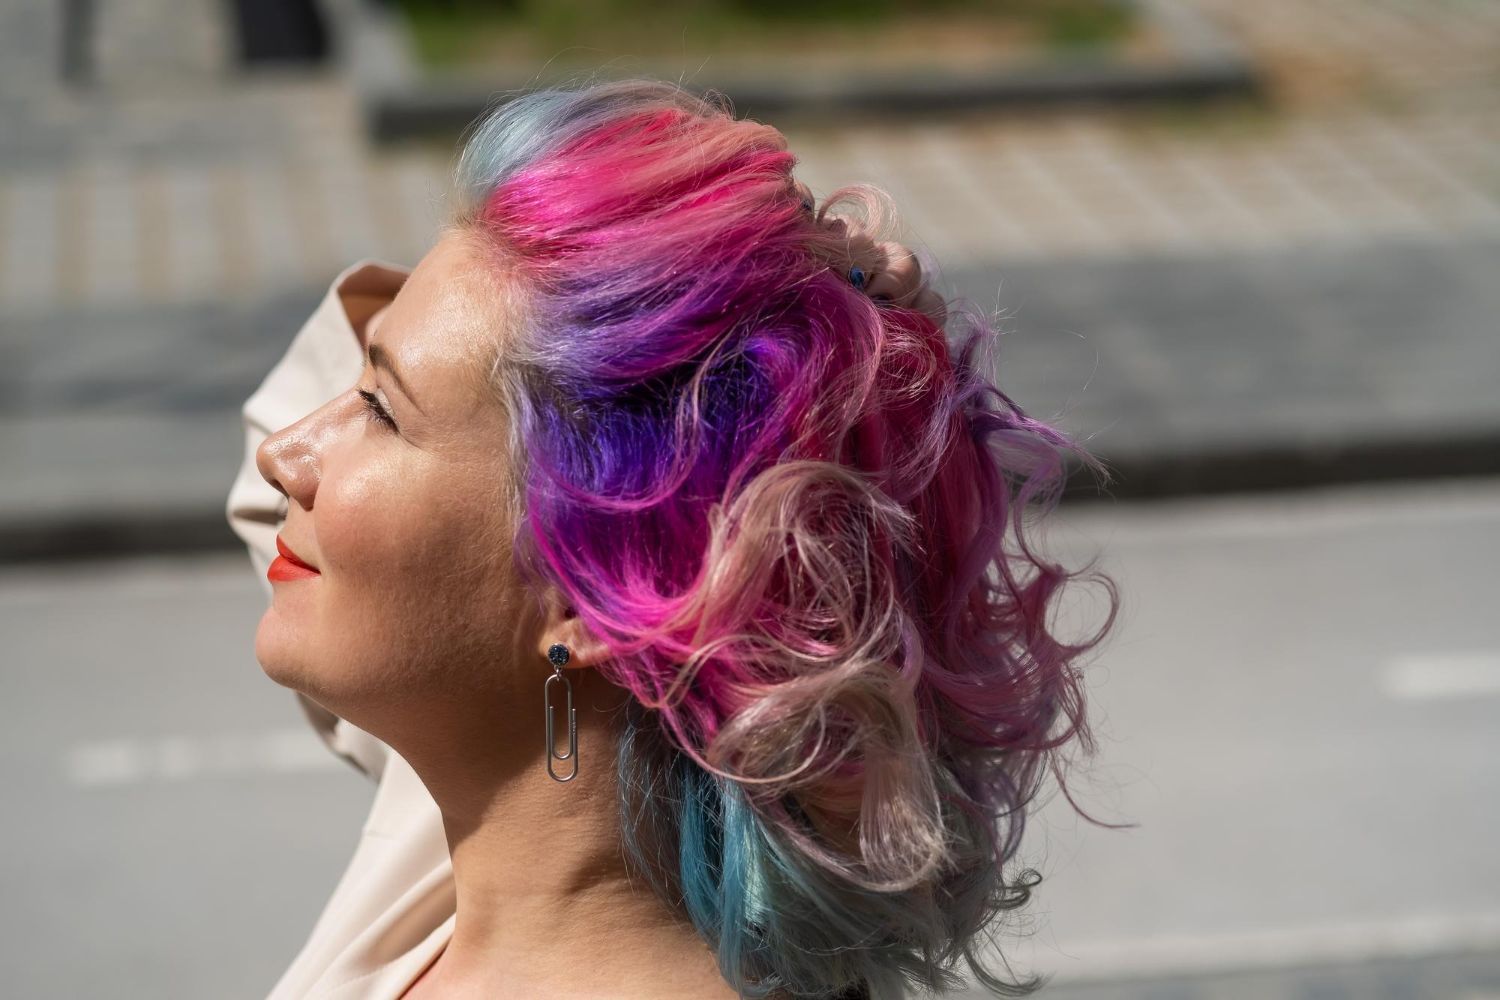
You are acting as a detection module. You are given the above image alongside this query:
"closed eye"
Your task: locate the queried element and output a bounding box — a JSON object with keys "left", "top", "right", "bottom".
{"left": 357, "top": 388, "right": 398, "bottom": 430}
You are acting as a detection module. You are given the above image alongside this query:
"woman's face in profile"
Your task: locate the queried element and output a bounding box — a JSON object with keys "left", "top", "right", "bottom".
{"left": 254, "top": 231, "right": 531, "bottom": 717}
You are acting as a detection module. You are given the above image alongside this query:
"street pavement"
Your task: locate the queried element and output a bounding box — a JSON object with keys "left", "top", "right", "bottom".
{"left": 1, "top": 476, "right": 1496, "bottom": 997}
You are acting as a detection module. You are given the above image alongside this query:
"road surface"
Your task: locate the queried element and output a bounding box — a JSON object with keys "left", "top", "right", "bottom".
{"left": 2, "top": 476, "right": 1497, "bottom": 998}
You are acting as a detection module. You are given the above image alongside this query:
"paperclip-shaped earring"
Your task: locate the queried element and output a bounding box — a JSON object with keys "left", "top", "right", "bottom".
{"left": 544, "top": 642, "right": 578, "bottom": 782}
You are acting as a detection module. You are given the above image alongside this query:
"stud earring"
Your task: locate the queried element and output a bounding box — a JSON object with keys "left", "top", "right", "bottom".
{"left": 544, "top": 642, "right": 577, "bottom": 782}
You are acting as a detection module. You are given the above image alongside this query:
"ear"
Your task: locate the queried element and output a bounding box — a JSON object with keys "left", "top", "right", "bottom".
{"left": 535, "top": 586, "right": 611, "bottom": 671}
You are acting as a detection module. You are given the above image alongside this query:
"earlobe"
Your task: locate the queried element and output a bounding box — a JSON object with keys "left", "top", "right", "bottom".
{"left": 538, "top": 594, "right": 610, "bottom": 670}
{"left": 543, "top": 620, "right": 610, "bottom": 670}
{"left": 569, "top": 634, "right": 612, "bottom": 670}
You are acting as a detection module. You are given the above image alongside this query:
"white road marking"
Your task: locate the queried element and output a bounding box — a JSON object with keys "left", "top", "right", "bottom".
{"left": 64, "top": 729, "right": 345, "bottom": 786}
{"left": 1381, "top": 651, "right": 1500, "bottom": 701}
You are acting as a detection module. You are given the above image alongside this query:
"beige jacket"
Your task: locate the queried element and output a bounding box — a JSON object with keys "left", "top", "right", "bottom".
{"left": 226, "top": 259, "right": 456, "bottom": 999}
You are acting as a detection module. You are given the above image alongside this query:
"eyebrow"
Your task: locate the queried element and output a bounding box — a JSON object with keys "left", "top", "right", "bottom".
{"left": 368, "top": 342, "right": 425, "bottom": 415}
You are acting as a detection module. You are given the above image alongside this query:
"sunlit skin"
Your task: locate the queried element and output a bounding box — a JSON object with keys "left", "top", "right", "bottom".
{"left": 253, "top": 229, "right": 767, "bottom": 1000}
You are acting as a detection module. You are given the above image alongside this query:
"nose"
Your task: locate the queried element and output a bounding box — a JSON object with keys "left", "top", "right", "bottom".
{"left": 255, "top": 394, "right": 346, "bottom": 512}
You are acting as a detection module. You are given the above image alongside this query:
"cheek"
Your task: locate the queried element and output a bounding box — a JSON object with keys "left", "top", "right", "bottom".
{"left": 310, "top": 449, "right": 518, "bottom": 680}
{"left": 318, "top": 451, "right": 430, "bottom": 584}
{"left": 253, "top": 454, "right": 416, "bottom": 696}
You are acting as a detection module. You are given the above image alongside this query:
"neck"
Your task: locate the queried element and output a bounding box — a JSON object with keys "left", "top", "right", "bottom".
{"left": 388, "top": 667, "right": 742, "bottom": 999}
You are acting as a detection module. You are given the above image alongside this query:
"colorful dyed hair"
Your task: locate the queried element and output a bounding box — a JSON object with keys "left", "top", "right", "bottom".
{"left": 446, "top": 78, "right": 1120, "bottom": 999}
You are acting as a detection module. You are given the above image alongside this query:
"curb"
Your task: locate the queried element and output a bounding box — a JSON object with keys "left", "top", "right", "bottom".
{"left": 0, "top": 508, "right": 239, "bottom": 566}
{"left": 327, "top": 0, "right": 1262, "bottom": 144}
{"left": 1069, "top": 432, "right": 1500, "bottom": 502}
{"left": 7, "top": 433, "right": 1499, "bottom": 564}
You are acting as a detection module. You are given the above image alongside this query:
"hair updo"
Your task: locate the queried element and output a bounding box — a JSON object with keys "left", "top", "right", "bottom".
{"left": 447, "top": 77, "right": 1120, "bottom": 1000}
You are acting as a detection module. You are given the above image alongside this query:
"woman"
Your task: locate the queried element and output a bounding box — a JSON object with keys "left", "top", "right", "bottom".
{"left": 227, "top": 78, "right": 1118, "bottom": 1000}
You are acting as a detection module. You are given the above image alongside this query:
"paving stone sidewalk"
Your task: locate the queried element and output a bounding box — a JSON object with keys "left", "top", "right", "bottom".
{"left": 4, "top": 0, "right": 1500, "bottom": 560}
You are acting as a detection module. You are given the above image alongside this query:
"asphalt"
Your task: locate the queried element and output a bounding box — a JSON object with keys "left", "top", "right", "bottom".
{"left": 5, "top": 479, "right": 1498, "bottom": 996}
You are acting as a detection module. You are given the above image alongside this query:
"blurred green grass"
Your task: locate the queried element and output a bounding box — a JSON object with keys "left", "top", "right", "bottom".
{"left": 394, "top": 0, "right": 1137, "bottom": 70}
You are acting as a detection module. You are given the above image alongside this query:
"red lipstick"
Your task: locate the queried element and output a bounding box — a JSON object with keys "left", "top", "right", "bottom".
{"left": 269, "top": 535, "right": 320, "bottom": 582}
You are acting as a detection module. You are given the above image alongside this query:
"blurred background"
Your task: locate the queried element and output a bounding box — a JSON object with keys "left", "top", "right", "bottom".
{"left": 2, "top": 0, "right": 1497, "bottom": 996}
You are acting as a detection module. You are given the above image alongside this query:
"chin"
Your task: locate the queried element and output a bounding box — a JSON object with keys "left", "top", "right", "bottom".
{"left": 254, "top": 610, "right": 319, "bottom": 693}
{"left": 253, "top": 613, "right": 398, "bottom": 722}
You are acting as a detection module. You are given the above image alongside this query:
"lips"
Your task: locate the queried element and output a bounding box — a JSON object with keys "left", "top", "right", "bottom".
{"left": 269, "top": 535, "right": 320, "bottom": 582}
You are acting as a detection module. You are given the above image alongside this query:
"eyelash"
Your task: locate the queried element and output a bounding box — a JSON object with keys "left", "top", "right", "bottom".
{"left": 357, "top": 388, "right": 397, "bottom": 430}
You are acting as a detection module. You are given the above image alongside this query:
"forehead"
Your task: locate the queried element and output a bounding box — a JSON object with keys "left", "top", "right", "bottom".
{"left": 376, "top": 229, "right": 515, "bottom": 403}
